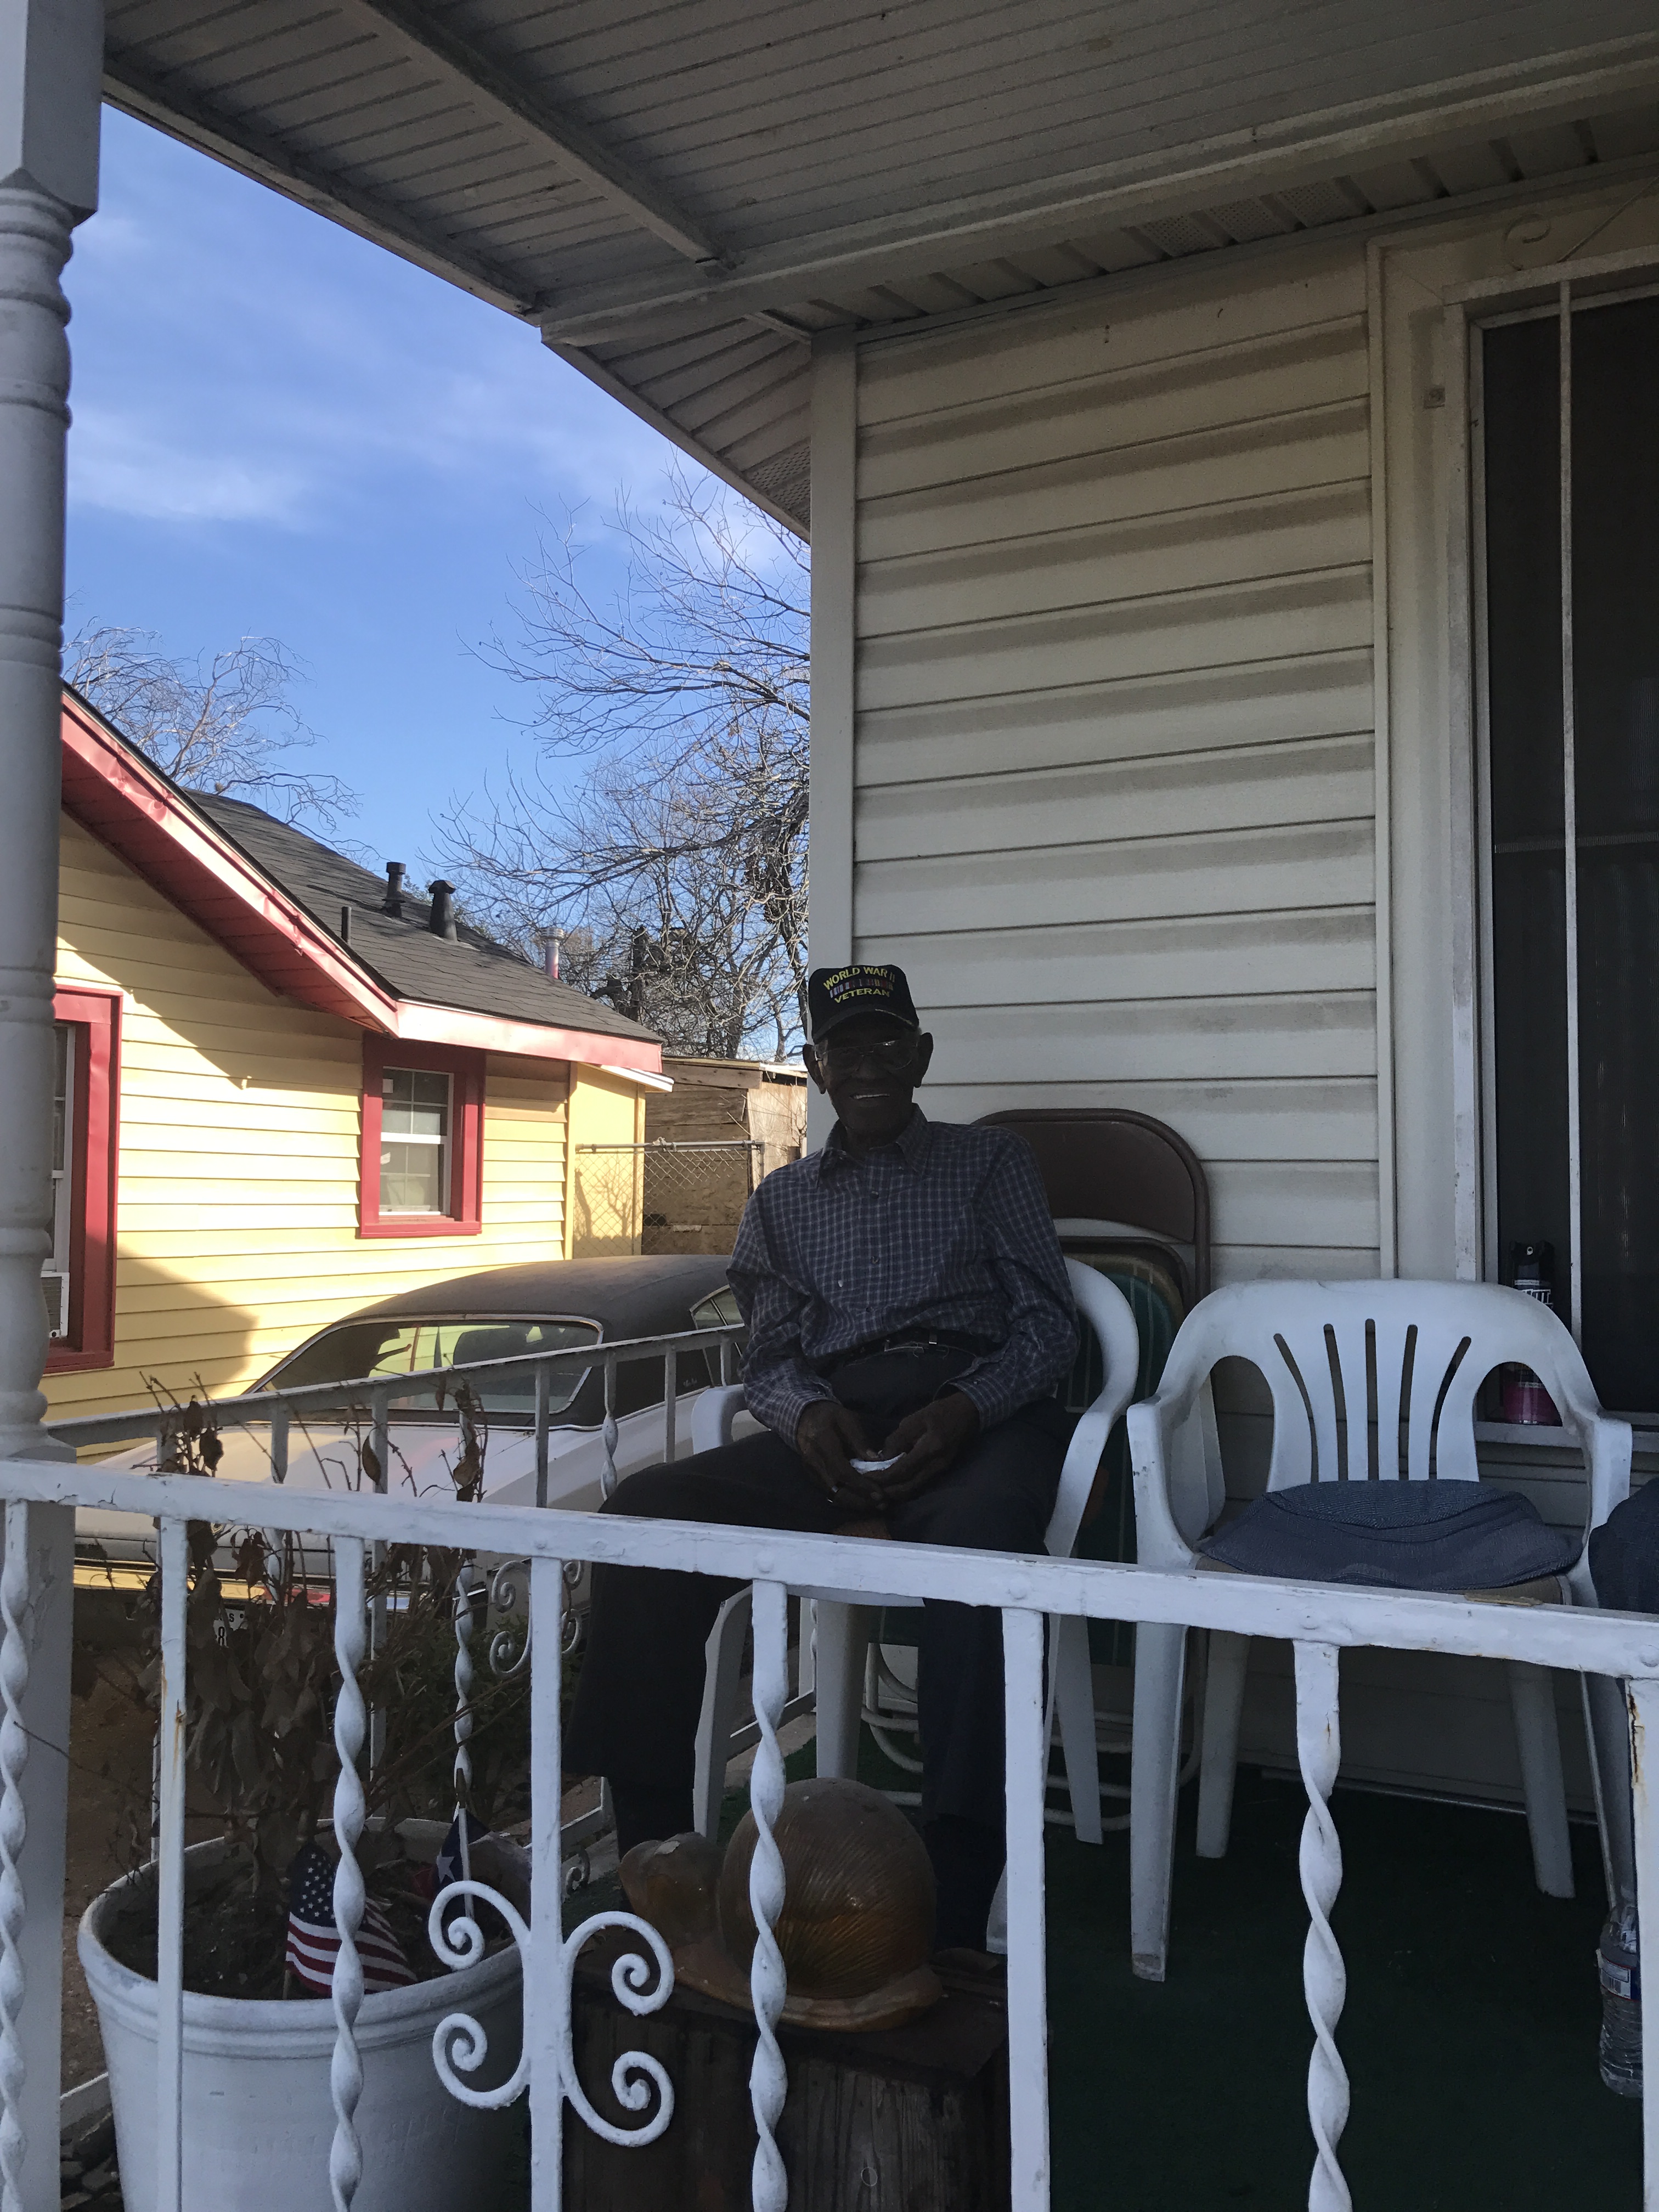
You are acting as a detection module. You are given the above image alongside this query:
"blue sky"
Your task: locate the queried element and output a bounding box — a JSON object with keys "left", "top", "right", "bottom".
{"left": 64, "top": 106, "right": 691, "bottom": 874}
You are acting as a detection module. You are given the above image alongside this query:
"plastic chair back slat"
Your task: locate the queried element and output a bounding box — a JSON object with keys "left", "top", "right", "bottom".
{"left": 1154, "top": 1280, "right": 1617, "bottom": 1503}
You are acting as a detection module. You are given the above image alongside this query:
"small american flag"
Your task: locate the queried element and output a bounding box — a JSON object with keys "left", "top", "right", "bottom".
{"left": 285, "top": 1841, "right": 416, "bottom": 1997}
{"left": 435, "top": 1808, "right": 488, "bottom": 1894}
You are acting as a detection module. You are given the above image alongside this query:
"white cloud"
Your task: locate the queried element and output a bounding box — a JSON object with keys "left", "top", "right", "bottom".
{"left": 67, "top": 406, "right": 310, "bottom": 526}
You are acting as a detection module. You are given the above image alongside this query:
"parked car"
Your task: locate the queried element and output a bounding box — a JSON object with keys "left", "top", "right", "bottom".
{"left": 72, "top": 1255, "right": 750, "bottom": 1568}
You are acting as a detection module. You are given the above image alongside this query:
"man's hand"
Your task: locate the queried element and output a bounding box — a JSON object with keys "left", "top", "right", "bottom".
{"left": 871, "top": 1390, "right": 981, "bottom": 1506}
{"left": 795, "top": 1400, "right": 884, "bottom": 1511}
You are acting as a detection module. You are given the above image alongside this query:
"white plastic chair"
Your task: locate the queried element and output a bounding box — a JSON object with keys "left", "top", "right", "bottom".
{"left": 687, "top": 1257, "right": 1142, "bottom": 1842}
{"left": 1124, "top": 1277, "right": 1634, "bottom": 1983}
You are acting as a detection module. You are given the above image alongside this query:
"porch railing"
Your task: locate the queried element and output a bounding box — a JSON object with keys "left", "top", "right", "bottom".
{"left": 46, "top": 1322, "right": 747, "bottom": 1506}
{"left": 13, "top": 1420, "right": 1659, "bottom": 2207}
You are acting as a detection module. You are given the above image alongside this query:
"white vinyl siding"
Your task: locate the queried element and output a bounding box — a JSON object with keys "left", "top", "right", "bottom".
{"left": 851, "top": 246, "right": 1380, "bottom": 1285}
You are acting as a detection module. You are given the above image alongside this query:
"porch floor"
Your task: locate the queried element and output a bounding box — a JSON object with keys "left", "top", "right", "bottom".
{"left": 1043, "top": 1765, "right": 1637, "bottom": 2210}
{"left": 569, "top": 1742, "right": 1641, "bottom": 2209}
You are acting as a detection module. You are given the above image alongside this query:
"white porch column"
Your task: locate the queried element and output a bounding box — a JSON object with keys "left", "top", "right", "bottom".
{"left": 0, "top": 3, "right": 104, "bottom": 2201}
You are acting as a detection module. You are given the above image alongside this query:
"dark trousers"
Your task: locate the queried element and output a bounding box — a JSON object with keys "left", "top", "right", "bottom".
{"left": 563, "top": 1400, "right": 1070, "bottom": 1833}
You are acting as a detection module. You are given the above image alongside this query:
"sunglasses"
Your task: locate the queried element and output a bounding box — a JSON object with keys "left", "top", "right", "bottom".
{"left": 815, "top": 1034, "right": 919, "bottom": 1077}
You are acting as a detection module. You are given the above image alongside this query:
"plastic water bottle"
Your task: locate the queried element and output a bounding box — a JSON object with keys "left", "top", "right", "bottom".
{"left": 1598, "top": 1901, "right": 1643, "bottom": 2097}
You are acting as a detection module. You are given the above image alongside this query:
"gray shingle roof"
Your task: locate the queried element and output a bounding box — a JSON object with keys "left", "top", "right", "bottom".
{"left": 193, "top": 794, "right": 658, "bottom": 1047}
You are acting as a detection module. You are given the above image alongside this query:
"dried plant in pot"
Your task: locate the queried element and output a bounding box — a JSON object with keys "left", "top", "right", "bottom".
{"left": 77, "top": 1389, "right": 532, "bottom": 2212}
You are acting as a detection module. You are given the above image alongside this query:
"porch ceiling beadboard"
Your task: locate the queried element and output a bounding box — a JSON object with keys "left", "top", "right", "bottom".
{"left": 851, "top": 242, "right": 1381, "bottom": 1286}
{"left": 99, "top": 2, "right": 1659, "bottom": 532}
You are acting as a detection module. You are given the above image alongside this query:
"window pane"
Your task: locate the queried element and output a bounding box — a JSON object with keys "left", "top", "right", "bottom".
{"left": 409, "top": 1321, "right": 599, "bottom": 1418}
{"left": 266, "top": 1317, "right": 599, "bottom": 1420}
{"left": 381, "top": 1066, "right": 449, "bottom": 1141}
{"left": 51, "top": 1024, "right": 68, "bottom": 1174}
{"left": 381, "top": 1141, "right": 445, "bottom": 1214}
{"left": 43, "top": 1024, "right": 74, "bottom": 1336}
{"left": 1571, "top": 294, "right": 1659, "bottom": 1410}
{"left": 1485, "top": 294, "right": 1659, "bottom": 1412}
{"left": 1485, "top": 315, "right": 1571, "bottom": 1327}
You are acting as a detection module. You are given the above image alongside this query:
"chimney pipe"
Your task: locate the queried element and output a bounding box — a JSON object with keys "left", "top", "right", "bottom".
{"left": 427, "top": 879, "right": 459, "bottom": 941}
{"left": 544, "top": 928, "right": 563, "bottom": 982}
{"left": 381, "top": 861, "right": 405, "bottom": 918}
{"left": 339, "top": 904, "right": 352, "bottom": 946}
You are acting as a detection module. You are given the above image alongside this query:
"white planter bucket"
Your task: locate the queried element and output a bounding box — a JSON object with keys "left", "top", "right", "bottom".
{"left": 79, "top": 1842, "right": 524, "bottom": 2212}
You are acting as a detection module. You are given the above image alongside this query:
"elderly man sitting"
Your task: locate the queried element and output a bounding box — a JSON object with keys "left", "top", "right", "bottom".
{"left": 564, "top": 963, "right": 1077, "bottom": 1948}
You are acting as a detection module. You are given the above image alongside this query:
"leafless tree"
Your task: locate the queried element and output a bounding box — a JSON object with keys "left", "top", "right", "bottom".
{"left": 435, "top": 467, "right": 808, "bottom": 1059}
{"left": 66, "top": 625, "right": 358, "bottom": 833}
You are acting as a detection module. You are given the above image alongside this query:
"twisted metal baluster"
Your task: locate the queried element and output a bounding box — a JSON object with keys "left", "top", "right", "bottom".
{"left": 330, "top": 1537, "right": 369, "bottom": 2211}
{"left": 454, "top": 1569, "right": 475, "bottom": 1887}
{"left": 600, "top": 1356, "right": 619, "bottom": 1500}
{"left": 748, "top": 1578, "right": 789, "bottom": 2212}
{"left": 0, "top": 1505, "right": 29, "bottom": 2212}
{"left": 1294, "top": 1640, "right": 1350, "bottom": 2212}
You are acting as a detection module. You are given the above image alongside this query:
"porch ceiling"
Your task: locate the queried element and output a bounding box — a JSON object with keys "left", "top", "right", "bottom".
{"left": 103, "top": 3, "right": 1659, "bottom": 533}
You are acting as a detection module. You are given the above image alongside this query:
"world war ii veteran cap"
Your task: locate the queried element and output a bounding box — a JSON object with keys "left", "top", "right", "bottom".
{"left": 807, "top": 963, "right": 921, "bottom": 1041}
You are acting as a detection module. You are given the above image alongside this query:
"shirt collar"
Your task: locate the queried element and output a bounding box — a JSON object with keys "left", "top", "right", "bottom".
{"left": 817, "top": 1105, "right": 933, "bottom": 1178}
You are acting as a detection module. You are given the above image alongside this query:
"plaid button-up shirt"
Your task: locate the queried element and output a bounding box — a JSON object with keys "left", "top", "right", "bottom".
{"left": 727, "top": 1109, "right": 1077, "bottom": 1444}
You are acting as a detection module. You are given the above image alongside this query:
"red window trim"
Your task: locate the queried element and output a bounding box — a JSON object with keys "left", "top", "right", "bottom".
{"left": 359, "top": 1037, "right": 483, "bottom": 1238}
{"left": 47, "top": 987, "right": 120, "bottom": 1373}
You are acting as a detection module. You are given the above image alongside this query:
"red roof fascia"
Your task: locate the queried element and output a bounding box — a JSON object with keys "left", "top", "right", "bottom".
{"left": 60, "top": 695, "right": 398, "bottom": 1031}
{"left": 57, "top": 695, "right": 663, "bottom": 1074}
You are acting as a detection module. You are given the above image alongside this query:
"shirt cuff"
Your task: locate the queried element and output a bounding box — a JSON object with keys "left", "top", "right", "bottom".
{"left": 743, "top": 1368, "right": 837, "bottom": 1446}
{"left": 949, "top": 1363, "right": 1020, "bottom": 1432}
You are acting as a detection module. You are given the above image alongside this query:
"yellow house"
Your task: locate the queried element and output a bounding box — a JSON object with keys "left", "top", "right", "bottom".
{"left": 48, "top": 689, "right": 663, "bottom": 1419}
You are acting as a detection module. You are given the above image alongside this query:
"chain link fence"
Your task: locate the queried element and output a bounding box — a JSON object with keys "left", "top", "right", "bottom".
{"left": 578, "top": 1139, "right": 762, "bottom": 1255}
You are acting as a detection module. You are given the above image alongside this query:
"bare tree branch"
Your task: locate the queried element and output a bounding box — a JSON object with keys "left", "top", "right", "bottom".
{"left": 66, "top": 625, "right": 359, "bottom": 834}
{"left": 435, "top": 467, "right": 809, "bottom": 1058}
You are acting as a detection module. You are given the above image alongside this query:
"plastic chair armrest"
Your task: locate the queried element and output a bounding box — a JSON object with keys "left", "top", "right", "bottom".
{"left": 1585, "top": 1413, "right": 1634, "bottom": 1541}
{"left": 690, "top": 1384, "right": 746, "bottom": 1454}
{"left": 1044, "top": 1261, "right": 1141, "bottom": 1560}
{"left": 1045, "top": 1393, "right": 1120, "bottom": 1562}
{"left": 1126, "top": 1393, "right": 1201, "bottom": 1570}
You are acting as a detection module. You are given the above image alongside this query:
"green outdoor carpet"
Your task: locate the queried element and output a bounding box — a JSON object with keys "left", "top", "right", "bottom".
{"left": 555, "top": 1741, "right": 1640, "bottom": 2208}
{"left": 1043, "top": 1765, "right": 1640, "bottom": 2212}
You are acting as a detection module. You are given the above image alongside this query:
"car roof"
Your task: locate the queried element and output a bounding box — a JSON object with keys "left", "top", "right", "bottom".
{"left": 307, "top": 1254, "right": 734, "bottom": 1341}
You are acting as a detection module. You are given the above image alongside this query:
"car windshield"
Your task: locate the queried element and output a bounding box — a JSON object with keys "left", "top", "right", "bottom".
{"left": 263, "top": 1317, "right": 601, "bottom": 1422}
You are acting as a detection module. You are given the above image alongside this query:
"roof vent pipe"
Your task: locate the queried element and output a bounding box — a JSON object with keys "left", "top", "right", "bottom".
{"left": 381, "top": 861, "right": 405, "bottom": 918}
{"left": 427, "top": 879, "right": 459, "bottom": 941}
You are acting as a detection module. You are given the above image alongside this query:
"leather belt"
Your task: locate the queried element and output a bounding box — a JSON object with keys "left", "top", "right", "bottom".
{"left": 819, "top": 1330, "right": 992, "bottom": 1374}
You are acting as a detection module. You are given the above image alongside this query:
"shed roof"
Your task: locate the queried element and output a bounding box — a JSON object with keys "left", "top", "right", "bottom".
{"left": 100, "top": 4, "right": 1659, "bottom": 531}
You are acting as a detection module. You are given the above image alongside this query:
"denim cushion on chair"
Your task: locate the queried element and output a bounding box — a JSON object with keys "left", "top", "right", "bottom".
{"left": 1588, "top": 1476, "right": 1659, "bottom": 1613}
{"left": 1195, "top": 1479, "right": 1581, "bottom": 1591}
